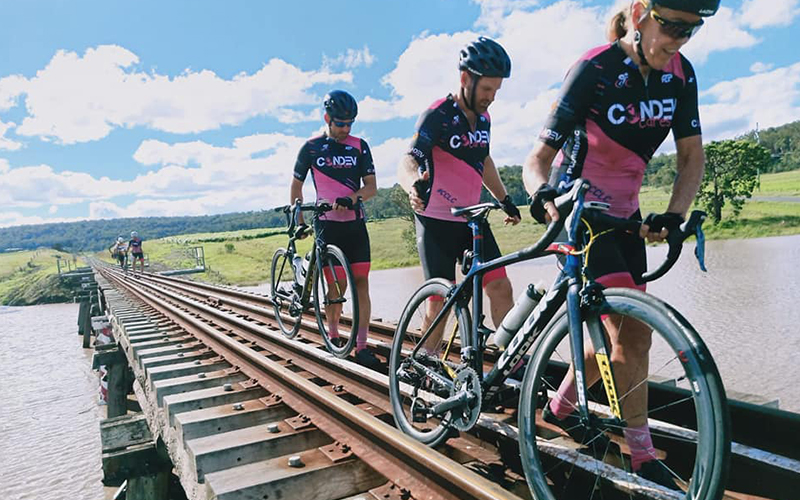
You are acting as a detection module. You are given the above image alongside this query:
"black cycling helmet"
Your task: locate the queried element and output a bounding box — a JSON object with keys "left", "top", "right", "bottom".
{"left": 323, "top": 90, "right": 358, "bottom": 120}
{"left": 458, "top": 36, "right": 511, "bottom": 78}
{"left": 650, "top": 0, "right": 720, "bottom": 17}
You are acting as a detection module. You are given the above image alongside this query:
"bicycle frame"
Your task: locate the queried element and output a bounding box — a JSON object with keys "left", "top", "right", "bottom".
{"left": 409, "top": 182, "right": 622, "bottom": 423}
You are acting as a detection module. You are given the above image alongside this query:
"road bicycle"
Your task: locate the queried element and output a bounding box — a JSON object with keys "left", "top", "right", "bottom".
{"left": 388, "top": 179, "right": 730, "bottom": 499}
{"left": 270, "top": 200, "right": 359, "bottom": 358}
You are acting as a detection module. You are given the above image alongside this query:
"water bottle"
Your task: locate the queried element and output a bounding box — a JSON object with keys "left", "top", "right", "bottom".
{"left": 292, "top": 255, "right": 306, "bottom": 285}
{"left": 493, "top": 281, "right": 546, "bottom": 349}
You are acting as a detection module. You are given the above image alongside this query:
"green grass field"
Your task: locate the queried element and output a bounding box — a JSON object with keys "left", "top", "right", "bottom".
{"left": 98, "top": 170, "right": 800, "bottom": 287}
{"left": 0, "top": 249, "right": 74, "bottom": 305}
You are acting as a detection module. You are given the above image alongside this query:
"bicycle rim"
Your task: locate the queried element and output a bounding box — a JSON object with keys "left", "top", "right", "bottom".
{"left": 270, "top": 248, "right": 302, "bottom": 338}
{"left": 313, "top": 245, "right": 359, "bottom": 358}
{"left": 518, "top": 288, "right": 729, "bottom": 500}
{"left": 388, "top": 278, "right": 471, "bottom": 446}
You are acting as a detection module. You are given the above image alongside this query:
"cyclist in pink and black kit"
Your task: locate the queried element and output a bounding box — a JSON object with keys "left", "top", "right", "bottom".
{"left": 523, "top": 0, "right": 720, "bottom": 488}
{"left": 291, "top": 90, "right": 381, "bottom": 369}
{"left": 398, "top": 37, "right": 521, "bottom": 353}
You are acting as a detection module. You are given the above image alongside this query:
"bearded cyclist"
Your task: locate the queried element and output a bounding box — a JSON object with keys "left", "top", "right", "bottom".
{"left": 397, "top": 37, "right": 522, "bottom": 358}
{"left": 523, "top": 0, "right": 718, "bottom": 488}
{"left": 291, "top": 90, "right": 381, "bottom": 369}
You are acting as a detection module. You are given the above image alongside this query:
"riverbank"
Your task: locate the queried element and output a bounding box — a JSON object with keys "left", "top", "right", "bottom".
{"left": 0, "top": 249, "right": 74, "bottom": 305}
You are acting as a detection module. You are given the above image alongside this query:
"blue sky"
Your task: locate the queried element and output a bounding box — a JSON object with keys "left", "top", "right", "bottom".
{"left": 1, "top": 0, "right": 798, "bottom": 227}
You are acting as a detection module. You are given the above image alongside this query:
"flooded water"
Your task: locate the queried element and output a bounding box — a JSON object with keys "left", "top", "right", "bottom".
{"left": 0, "top": 303, "right": 107, "bottom": 500}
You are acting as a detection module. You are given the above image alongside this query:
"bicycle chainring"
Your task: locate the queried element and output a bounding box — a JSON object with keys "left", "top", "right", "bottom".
{"left": 449, "top": 367, "right": 482, "bottom": 431}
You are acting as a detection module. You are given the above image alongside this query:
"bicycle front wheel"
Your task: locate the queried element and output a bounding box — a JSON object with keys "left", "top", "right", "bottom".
{"left": 270, "top": 248, "right": 302, "bottom": 339}
{"left": 313, "top": 244, "right": 359, "bottom": 358}
{"left": 388, "top": 278, "right": 472, "bottom": 447}
{"left": 518, "top": 288, "right": 729, "bottom": 500}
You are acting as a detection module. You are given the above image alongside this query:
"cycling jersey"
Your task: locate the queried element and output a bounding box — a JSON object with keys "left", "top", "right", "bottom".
{"left": 294, "top": 134, "right": 375, "bottom": 222}
{"left": 129, "top": 238, "right": 143, "bottom": 258}
{"left": 408, "top": 95, "right": 491, "bottom": 222}
{"left": 540, "top": 42, "right": 701, "bottom": 218}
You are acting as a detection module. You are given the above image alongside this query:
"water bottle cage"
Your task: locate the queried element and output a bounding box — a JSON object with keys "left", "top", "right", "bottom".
{"left": 461, "top": 250, "right": 474, "bottom": 276}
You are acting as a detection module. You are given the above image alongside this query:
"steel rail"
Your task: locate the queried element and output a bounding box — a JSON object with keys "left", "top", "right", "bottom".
{"left": 99, "top": 266, "right": 522, "bottom": 500}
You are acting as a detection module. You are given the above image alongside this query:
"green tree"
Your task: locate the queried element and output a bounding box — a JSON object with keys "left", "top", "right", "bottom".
{"left": 698, "top": 140, "right": 771, "bottom": 223}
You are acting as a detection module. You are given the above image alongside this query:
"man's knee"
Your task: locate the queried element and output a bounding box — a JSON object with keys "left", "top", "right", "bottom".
{"left": 485, "top": 277, "right": 513, "bottom": 301}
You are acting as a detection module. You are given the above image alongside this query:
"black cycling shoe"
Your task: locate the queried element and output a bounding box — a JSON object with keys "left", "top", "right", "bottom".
{"left": 355, "top": 348, "right": 384, "bottom": 371}
{"left": 542, "top": 403, "right": 612, "bottom": 450}
{"left": 329, "top": 336, "right": 348, "bottom": 349}
{"left": 635, "top": 460, "right": 682, "bottom": 491}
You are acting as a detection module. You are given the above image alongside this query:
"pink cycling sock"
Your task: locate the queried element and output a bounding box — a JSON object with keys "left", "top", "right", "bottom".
{"left": 356, "top": 327, "right": 368, "bottom": 352}
{"left": 624, "top": 424, "right": 657, "bottom": 471}
{"left": 328, "top": 322, "right": 339, "bottom": 339}
{"left": 549, "top": 379, "right": 578, "bottom": 420}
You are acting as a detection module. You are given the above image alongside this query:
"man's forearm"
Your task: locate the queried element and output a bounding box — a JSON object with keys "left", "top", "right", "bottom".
{"left": 667, "top": 143, "right": 705, "bottom": 216}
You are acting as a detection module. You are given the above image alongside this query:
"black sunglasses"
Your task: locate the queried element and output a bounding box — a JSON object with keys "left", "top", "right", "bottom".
{"left": 651, "top": 8, "right": 704, "bottom": 39}
{"left": 331, "top": 118, "right": 355, "bottom": 128}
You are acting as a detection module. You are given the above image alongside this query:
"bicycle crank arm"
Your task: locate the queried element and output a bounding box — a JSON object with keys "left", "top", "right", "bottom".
{"left": 430, "top": 390, "right": 476, "bottom": 417}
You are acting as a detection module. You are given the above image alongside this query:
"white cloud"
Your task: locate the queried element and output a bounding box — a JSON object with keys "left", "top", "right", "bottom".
{"left": 0, "top": 45, "right": 351, "bottom": 144}
{"left": 681, "top": 7, "right": 760, "bottom": 64}
{"left": 750, "top": 61, "right": 775, "bottom": 73}
{"left": 699, "top": 62, "right": 800, "bottom": 141}
{"left": 472, "top": 0, "right": 542, "bottom": 32}
{"left": 740, "top": 0, "right": 800, "bottom": 29}
{"left": 48, "top": 205, "right": 58, "bottom": 214}
{"left": 0, "top": 164, "right": 129, "bottom": 208}
{"left": 0, "top": 120, "right": 21, "bottom": 151}
{"left": 359, "top": 31, "right": 476, "bottom": 121}
{"left": 371, "top": 136, "right": 414, "bottom": 187}
{"left": 323, "top": 46, "right": 376, "bottom": 70}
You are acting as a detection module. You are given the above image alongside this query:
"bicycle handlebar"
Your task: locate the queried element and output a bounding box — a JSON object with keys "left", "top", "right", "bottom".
{"left": 580, "top": 205, "right": 708, "bottom": 282}
{"left": 518, "top": 179, "right": 706, "bottom": 282}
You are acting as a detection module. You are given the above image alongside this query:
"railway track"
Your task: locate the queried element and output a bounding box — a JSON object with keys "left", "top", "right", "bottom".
{"left": 92, "top": 264, "right": 800, "bottom": 500}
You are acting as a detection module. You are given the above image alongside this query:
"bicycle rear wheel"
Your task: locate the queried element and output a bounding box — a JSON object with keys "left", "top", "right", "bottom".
{"left": 388, "top": 278, "right": 472, "bottom": 447}
{"left": 518, "top": 288, "right": 729, "bottom": 500}
{"left": 313, "top": 244, "right": 359, "bottom": 358}
{"left": 270, "top": 248, "right": 303, "bottom": 339}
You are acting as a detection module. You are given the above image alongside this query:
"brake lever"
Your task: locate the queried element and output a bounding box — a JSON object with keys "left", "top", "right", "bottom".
{"left": 694, "top": 223, "right": 707, "bottom": 272}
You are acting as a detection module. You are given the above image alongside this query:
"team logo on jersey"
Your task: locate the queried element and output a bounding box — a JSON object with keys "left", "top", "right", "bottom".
{"left": 449, "top": 130, "right": 490, "bottom": 149}
{"left": 607, "top": 98, "right": 676, "bottom": 128}
{"left": 539, "top": 128, "right": 563, "bottom": 142}
{"left": 322, "top": 143, "right": 329, "bottom": 151}
{"left": 452, "top": 115, "right": 460, "bottom": 125}
{"left": 661, "top": 73, "right": 673, "bottom": 84}
{"left": 316, "top": 155, "right": 358, "bottom": 168}
{"left": 615, "top": 72, "right": 631, "bottom": 88}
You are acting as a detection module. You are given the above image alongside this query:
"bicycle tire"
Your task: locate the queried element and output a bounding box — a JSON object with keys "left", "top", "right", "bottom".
{"left": 313, "top": 244, "right": 359, "bottom": 358}
{"left": 518, "top": 288, "right": 730, "bottom": 500}
{"left": 270, "top": 247, "right": 302, "bottom": 339}
{"left": 388, "top": 278, "right": 472, "bottom": 447}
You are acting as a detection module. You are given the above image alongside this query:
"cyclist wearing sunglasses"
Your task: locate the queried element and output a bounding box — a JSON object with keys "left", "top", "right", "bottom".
{"left": 291, "top": 89, "right": 382, "bottom": 369}
{"left": 522, "top": 0, "right": 719, "bottom": 489}
{"left": 397, "top": 37, "right": 522, "bottom": 354}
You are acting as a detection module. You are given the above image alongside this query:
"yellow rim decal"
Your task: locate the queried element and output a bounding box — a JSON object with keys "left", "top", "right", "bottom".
{"left": 595, "top": 353, "right": 622, "bottom": 419}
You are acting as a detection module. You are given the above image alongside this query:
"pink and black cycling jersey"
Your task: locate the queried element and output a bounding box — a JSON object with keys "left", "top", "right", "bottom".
{"left": 293, "top": 134, "right": 376, "bottom": 222}
{"left": 408, "top": 95, "right": 491, "bottom": 222}
{"left": 539, "top": 42, "right": 701, "bottom": 218}
{"left": 129, "top": 238, "right": 143, "bottom": 254}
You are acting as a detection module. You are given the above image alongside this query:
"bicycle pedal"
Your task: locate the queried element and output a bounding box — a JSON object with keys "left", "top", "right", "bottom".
{"left": 326, "top": 297, "right": 347, "bottom": 305}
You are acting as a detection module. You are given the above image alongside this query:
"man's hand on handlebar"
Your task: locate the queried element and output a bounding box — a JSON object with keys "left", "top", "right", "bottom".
{"left": 640, "top": 212, "right": 684, "bottom": 243}
{"left": 296, "top": 223, "right": 310, "bottom": 240}
{"left": 500, "top": 195, "right": 522, "bottom": 226}
{"left": 333, "top": 196, "right": 354, "bottom": 212}
{"left": 530, "top": 183, "right": 560, "bottom": 224}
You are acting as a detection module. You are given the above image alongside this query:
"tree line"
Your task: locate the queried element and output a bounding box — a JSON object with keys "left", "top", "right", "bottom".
{"left": 3, "top": 120, "right": 798, "bottom": 252}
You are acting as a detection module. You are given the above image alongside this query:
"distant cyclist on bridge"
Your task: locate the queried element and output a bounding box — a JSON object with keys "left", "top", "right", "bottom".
{"left": 128, "top": 231, "right": 145, "bottom": 275}
{"left": 291, "top": 90, "right": 381, "bottom": 370}
{"left": 109, "top": 236, "right": 127, "bottom": 270}
{"left": 397, "top": 36, "right": 522, "bottom": 355}
{"left": 523, "top": 0, "right": 720, "bottom": 488}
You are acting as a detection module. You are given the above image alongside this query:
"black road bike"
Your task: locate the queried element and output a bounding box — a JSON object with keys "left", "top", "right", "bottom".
{"left": 270, "top": 201, "right": 359, "bottom": 357}
{"left": 388, "top": 179, "right": 730, "bottom": 500}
